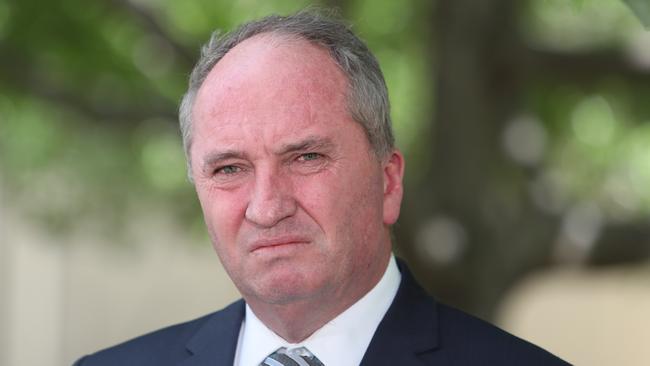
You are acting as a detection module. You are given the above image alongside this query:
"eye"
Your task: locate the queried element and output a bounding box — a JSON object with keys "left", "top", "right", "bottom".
{"left": 298, "top": 152, "right": 322, "bottom": 162}
{"left": 291, "top": 152, "right": 327, "bottom": 175}
{"left": 214, "top": 165, "right": 241, "bottom": 175}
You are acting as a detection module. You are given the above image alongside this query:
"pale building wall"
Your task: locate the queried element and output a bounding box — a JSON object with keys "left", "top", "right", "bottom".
{"left": 5, "top": 221, "right": 65, "bottom": 366}
{"left": 2, "top": 207, "right": 239, "bottom": 366}
{"left": 499, "top": 265, "right": 650, "bottom": 366}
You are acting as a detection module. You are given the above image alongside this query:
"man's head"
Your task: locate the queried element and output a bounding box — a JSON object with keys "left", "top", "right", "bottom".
{"left": 179, "top": 11, "right": 394, "bottom": 169}
{"left": 181, "top": 11, "right": 404, "bottom": 335}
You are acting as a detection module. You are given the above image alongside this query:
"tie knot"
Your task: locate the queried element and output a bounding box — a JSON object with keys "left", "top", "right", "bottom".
{"left": 260, "top": 346, "right": 324, "bottom": 366}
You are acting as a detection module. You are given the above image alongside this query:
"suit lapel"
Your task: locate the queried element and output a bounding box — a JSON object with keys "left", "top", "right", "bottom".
{"left": 360, "top": 261, "right": 440, "bottom": 365}
{"left": 179, "top": 299, "right": 245, "bottom": 366}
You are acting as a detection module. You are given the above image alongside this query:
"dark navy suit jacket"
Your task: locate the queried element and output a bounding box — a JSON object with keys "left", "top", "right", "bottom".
{"left": 74, "top": 263, "right": 570, "bottom": 365}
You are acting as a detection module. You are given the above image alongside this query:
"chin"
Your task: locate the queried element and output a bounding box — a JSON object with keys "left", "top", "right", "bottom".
{"left": 250, "top": 270, "right": 330, "bottom": 305}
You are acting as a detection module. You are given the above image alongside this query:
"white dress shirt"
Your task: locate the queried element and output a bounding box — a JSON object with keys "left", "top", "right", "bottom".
{"left": 233, "top": 255, "right": 401, "bottom": 366}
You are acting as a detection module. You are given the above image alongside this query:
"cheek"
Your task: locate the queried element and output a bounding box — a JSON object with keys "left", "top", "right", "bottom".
{"left": 196, "top": 185, "right": 248, "bottom": 248}
{"left": 295, "top": 166, "right": 384, "bottom": 241}
{"left": 292, "top": 174, "right": 338, "bottom": 220}
{"left": 339, "top": 167, "right": 385, "bottom": 235}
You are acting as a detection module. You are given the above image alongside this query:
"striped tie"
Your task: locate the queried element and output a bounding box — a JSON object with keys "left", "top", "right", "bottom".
{"left": 260, "top": 346, "right": 324, "bottom": 366}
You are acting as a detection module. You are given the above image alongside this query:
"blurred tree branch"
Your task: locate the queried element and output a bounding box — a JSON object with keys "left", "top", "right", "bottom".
{"left": 526, "top": 48, "right": 650, "bottom": 87}
{"left": 622, "top": 0, "right": 650, "bottom": 28}
{"left": 0, "top": 45, "right": 178, "bottom": 124}
{"left": 108, "top": 0, "right": 196, "bottom": 68}
{"left": 590, "top": 222, "right": 650, "bottom": 266}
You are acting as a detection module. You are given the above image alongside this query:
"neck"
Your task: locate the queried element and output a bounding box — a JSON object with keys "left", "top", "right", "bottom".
{"left": 246, "top": 252, "right": 391, "bottom": 343}
{"left": 249, "top": 299, "right": 344, "bottom": 342}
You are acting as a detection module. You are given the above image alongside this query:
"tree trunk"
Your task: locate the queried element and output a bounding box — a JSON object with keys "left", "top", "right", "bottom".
{"left": 395, "top": 0, "right": 558, "bottom": 320}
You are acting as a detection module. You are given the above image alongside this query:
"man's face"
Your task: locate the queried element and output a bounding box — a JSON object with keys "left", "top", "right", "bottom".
{"left": 190, "top": 35, "right": 403, "bottom": 308}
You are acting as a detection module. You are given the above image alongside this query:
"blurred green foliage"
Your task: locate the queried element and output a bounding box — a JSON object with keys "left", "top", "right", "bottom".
{"left": 0, "top": 0, "right": 648, "bottom": 246}
{"left": 520, "top": 0, "right": 650, "bottom": 214}
{"left": 623, "top": 0, "right": 650, "bottom": 27}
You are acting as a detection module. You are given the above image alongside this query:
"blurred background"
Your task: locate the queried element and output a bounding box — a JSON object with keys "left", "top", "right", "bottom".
{"left": 1, "top": 0, "right": 649, "bottom": 365}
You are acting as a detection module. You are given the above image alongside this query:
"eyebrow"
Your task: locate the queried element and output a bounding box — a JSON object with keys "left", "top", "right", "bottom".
{"left": 276, "top": 136, "right": 335, "bottom": 155}
{"left": 201, "top": 150, "right": 245, "bottom": 173}
{"left": 200, "top": 136, "right": 335, "bottom": 172}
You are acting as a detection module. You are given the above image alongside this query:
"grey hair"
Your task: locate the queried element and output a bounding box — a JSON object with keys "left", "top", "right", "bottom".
{"left": 179, "top": 10, "right": 394, "bottom": 175}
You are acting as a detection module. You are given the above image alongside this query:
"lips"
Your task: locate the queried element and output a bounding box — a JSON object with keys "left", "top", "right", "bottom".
{"left": 249, "top": 237, "right": 310, "bottom": 253}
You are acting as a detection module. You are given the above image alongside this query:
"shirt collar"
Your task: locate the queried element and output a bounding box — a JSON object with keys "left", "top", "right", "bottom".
{"left": 235, "top": 255, "right": 401, "bottom": 366}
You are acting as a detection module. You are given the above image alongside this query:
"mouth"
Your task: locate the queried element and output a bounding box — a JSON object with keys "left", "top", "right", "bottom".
{"left": 249, "top": 237, "right": 310, "bottom": 253}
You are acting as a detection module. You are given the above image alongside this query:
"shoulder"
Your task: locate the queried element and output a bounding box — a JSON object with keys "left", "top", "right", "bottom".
{"left": 73, "top": 299, "right": 245, "bottom": 366}
{"left": 432, "top": 302, "right": 570, "bottom": 365}
{"left": 73, "top": 313, "right": 210, "bottom": 366}
{"left": 389, "top": 260, "right": 570, "bottom": 365}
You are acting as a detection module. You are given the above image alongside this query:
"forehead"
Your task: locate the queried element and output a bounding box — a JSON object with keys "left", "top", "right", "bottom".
{"left": 193, "top": 33, "right": 350, "bottom": 129}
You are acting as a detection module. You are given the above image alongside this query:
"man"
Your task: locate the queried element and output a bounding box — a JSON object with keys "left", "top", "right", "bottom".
{"left": 74, "top": 10, "right": 569, "bottom": 366}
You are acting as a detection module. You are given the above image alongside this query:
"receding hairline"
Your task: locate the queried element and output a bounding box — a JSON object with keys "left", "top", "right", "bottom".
{"left": 189, "top": 31, "right": 357, "bottom": 146}
{"left": 194, "top": 31, "right": 348, "bottom": 97}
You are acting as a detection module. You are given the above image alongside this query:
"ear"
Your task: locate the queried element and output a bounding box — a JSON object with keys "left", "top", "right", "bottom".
{"left": 382, "top": 149, "right": 405, "bottom": 225}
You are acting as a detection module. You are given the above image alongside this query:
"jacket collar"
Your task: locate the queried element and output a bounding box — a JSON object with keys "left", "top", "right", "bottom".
{"left": 360, "top": 259, "right": 440, "bottom": 365}
{"left": 180, "top": 299, "right": 245, "bottom": 366}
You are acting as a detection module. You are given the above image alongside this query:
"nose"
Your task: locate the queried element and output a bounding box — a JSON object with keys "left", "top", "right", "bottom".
{"left": 245, "top": 167, "right": 297, "bottom": 227}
